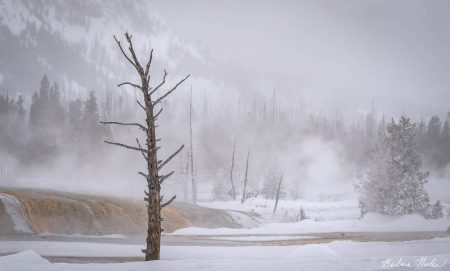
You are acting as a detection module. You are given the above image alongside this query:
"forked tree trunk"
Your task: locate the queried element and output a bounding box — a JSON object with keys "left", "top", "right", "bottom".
{"left": 100, "top": 32, "right": 189, "bottom": 261}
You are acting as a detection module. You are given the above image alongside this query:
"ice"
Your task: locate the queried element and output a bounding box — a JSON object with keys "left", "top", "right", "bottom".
{"left": 286, "top": 244, "right": 341, "bottom": 259}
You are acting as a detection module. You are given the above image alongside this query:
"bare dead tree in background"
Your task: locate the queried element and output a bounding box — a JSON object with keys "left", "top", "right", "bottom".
{"left": 241, "top": 145, "right": 250, "bottom": 204}
{"left": 229, "top": 137, "right": 237, "bottom": 200}
{"left": 189, "top": 87, "right": 197, "bottom": 203}
{"left": 100, "top": 32, "right": 189, "bottom": 261}
{"left": 272, "top": 88, "right": 276, "bottom": 124}
{"left": 273, "top": 174, "right": 283, "bottom": 213}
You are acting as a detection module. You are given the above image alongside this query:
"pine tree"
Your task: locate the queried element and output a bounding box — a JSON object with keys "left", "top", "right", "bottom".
{"left": 440, "top": 120, "right": 450, "bottom": 165}
{"left": 297, "top": 205, "right": 307, "bottom": 221}
{"left": 429, "top": 200, "right": 444, "bottom": 219}
{"left": 83, "top": 91, "right": 102, "bottom": 145}
{"left": 356, "top": 116, "right": 430, "bottom": 216}
{"left": 262, "top": 167, "right": 284, "bottom": 199}
{"left": 427, "top": 116, "right": 442, "bottom": 144}
{"left": 67, "top": 99, "right": 84, "bottom": 143}
{"left": 29, "top": 75, "right": 65, "bottom": 133}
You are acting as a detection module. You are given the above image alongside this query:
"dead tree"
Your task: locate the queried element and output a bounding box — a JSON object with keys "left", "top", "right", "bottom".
{"left": 189, "top": 87, "right": 197, "bottom": 203}
{"left": 241, "top": 145, "right": 250, "bottom": 204}
{"left": 100, "top": 32, "right": 189, "bottom": 261}
{"left": 273, "top": 174, "right": 283, "bottom": 214}
{"left": 229, "top": 137, "right": 237, "bottom": 200}
{"left": 272, "top": 88, "right": 276, "bottom": 124}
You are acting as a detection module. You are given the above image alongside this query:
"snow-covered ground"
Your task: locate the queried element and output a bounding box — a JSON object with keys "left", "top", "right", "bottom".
{"left": 199, "top": 198, "right": 362, "bottom": 222}
{"left": 173, "top": 213, "right": 450, "bottom": 235}
{"left": 1, "top": 238, "right": 449, "bottom": 271}
{"left": 172, "top": 198, "right": 450, "bottom": 235}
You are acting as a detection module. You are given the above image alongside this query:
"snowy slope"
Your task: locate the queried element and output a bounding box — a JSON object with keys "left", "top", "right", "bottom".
{"left": 0, "top": 0, "right": 207, "bottom": 98}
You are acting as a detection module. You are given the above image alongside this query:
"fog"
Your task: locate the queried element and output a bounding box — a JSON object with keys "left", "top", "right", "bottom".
{"left": 0, "top": 0, "right": 449, "bottom": 204}
{"left": 153, "top": 0, "right": 450, "bottom": 117}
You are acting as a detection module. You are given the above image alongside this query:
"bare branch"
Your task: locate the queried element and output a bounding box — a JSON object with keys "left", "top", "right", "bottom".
{"left": 118, "top": 81, "right": 142, "bottom": 90}
{"left": 159, "top": 171, "right": 174, "bottom": 184}
{"left": 100, "top": 121, "right": 147, "bottom": 132}
{"left": 138, "top": 171, "right": 148, "bottom": 179}
{"left": 124, "top": 32, "right": 144, "bottom": 74}
{"left": 144, "top": 49, "right": 154, "bottom": 78}
{"left": 150, "top": 70, "right": 168, "bottom": 96}
{"left": 104, "top": 140, "right": 146, "bottom": 153}
{"left": 136, "top": 138, "right": 148, "bottom": 161}
{"left": 161, "top": 195, "right": 176, "bottom": 208}
{"left": 113, "top": 35, "right": 137, "bottom": 70}
{"left": 136, "top": 100, "right": 146, "bottom": 111}
{"left": 158, "top": 145, "right": 184, "bottom": 171}
{"left": 153, "top": 74, "right": 190, "bottom": 105}
{"left": 154, "top": 108, "right": 163, "bottom": 120}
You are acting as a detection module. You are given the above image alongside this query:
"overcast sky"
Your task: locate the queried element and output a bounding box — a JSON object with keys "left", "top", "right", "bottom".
{"left": 151, "top": 0, "right": 450, "bottom": 119}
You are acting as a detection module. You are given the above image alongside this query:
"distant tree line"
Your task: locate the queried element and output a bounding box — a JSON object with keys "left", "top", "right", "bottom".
{"left": 1, "top": 75, "right": 449, "bottom": 218}
{"left": 0, "top": 75, "right": 114, "bottom": 173}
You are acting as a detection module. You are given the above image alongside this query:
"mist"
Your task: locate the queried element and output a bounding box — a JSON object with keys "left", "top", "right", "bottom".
{"left": 1, "top": 1, "right": 450, "bottom": 269}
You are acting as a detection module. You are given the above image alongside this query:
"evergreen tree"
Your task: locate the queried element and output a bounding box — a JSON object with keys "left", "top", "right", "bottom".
{"left": 29, "top": 75, "right": 65, "bottom": 133}
{"left": 429, "top": 200, "right": 444, "bottom": 219}
{"left": 297, "top": 205, "right": 307, "bottom": 221}
{"left": 427, "top": 116, "right": 442, "bottom": 144}
{"left": 82, "top": 91, "right": 102, "bottom": 145}
{"left": 356, "top": 116, "right": 430, "bottom": 216}
{"left": 262, "top": 167, "right": 285, "bottom": 199}
{"left": 67, "top": 98, "right": 84, "bottom": 143}
{"left": 440, "top": 120, "right": 450, "bottom": 165}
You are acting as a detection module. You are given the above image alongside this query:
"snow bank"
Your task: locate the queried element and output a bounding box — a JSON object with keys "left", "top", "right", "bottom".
{"left": 0, "top": 193, "right": 32, "bottom": 233}
{"left": 210, "top": 235, "right": 319, "bottom": 241}
{"left": 0, "top": 250, "right": 50, "bottom": 270}
{"left": 1, "top": 238, "right": 449, "bottom": 271}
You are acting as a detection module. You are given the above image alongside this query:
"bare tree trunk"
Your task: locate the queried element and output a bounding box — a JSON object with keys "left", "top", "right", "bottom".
{"left": 230, "top": 137, "right": 237, "bottom": 200}
{"left": 273, "top": 174, "right": 283, "bottom": 214}
{"left": 183, "top": 152, "right": 189, "bottom": 202}
{"left": 241, "top": 145, "right": 250, "bottom": 204}
{"left": 272, "top": 88, "right": 276, "bottom": 124}
{"left": 100, "top": 32, "right": 189, "bottom": 261}
{"left": 189, "top": 87, "right": 197, "bottom": 204}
